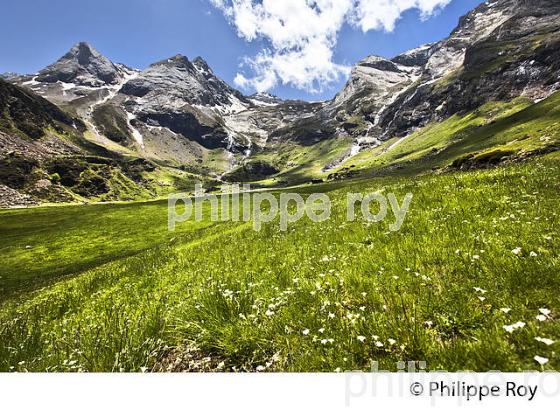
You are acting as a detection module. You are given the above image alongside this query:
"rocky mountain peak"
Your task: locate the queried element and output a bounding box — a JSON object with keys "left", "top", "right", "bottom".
{"left": 248, "top": 92, "right": 284, "bottom": 106}
{"left": 0, "top": 72, "right": 19, "bottom": 81}
{"left": 70, "top": 42, "right": 99, "bottom": 66}
{"left": 36, "top": 42, "right": 124, "bottom": 87}
{"left": 391, "top": 44, "right": 434, "bottom": 67}
{"left": 356, "top": 56, "right": 401, "bottom": 73}
{"left": 121, "top": 52, "right": 247, "bottom": 107}
{"left": 155, "top": 54, "right": 193, "bottom": 69}
{"left": 193, "top": 57, "right": 212, "bottom": 74}
{"left": 333, "top": 54, "right": 417, "bottom": 106}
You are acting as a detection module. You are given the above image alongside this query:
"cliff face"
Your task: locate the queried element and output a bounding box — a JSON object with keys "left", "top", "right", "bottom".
{"left": 317, "top": 0, "right": 560, "bottom": 153}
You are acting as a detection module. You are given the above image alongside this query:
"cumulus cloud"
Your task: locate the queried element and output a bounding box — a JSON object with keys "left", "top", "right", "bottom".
{"left": 210, "top": 0, "right": 450, "bottom": 93}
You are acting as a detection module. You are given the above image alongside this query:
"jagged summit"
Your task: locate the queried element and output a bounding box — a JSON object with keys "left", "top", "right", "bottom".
{"left": 153, "top": 54, "right": 192, "bottom": 68}
{"left": 356, "top": 56, "right": 402, "bottom": 72}
{"left": 0, "top": 72, "right": 18, "bottom": 80}
{"left": 391, "top": 44, "right": 434, "bottom": 67}
{"left": 69, "top": 42, "right": 99, "bottom": 66}
{"left": 248, "top": 92, "right": 284, "bottom": 106}
{"left": 36, "top": 42, "right": 125, "bottom": 87}
{"left": 121, "top": 52, "right": 247, "bottom": 107}
{"left": 193, "top": 57, "right": 212, "bottom": 73}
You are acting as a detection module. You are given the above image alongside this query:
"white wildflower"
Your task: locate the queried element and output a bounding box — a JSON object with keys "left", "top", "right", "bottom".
{"left": 535, "top": 337, "right": 555, "bottom": 346}
{"left": 512, "top": 247, "right": 522, "bottom": 255}
{"left": 539, "top": 308, "right": 551, "bottom": 316}
{"left": 534, "top": 356, "right": 549, "bottom": 365}
{"left": 503, "top": 322, "right": 526, "bottom": 333}
{"left": 357, "top": 336, "right": 366, "bottom": 343}
{"left": 302, "top": 329, "right": 310, "bottom": 336}
{"left": 500, "top": 308, "right": 512, "bottom": 314}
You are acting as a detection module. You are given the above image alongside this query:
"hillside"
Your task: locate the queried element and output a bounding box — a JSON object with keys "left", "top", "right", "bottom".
{"left": 0, "top": 79, "right": 207, "bottom": 206}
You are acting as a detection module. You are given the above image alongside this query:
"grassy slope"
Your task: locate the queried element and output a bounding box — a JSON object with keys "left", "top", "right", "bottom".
{"left": 332, "top": 92, "right": 560, "bottom": 177}
{"left": 0, "top": 200, "right": 222, "bottom": 298}
{"left": 0, "top": 154, "right": 558, "bottom": 372}
{"left": 241, "top": 136, "right": 353, "bottom": 186}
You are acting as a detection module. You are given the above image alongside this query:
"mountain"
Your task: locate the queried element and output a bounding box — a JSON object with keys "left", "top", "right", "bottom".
{"left": 2, "top": 0, "right": 560, "bottom": 205}
{"left": 12, "top": 44, "right": 318, "bottom": 171}
{"left": 0, "top": 78, "right": 207, "bottom": 206}
{"left": 0, "top": 72, "right": 18, "bottom": 81}
{"left": 35, "top": 42, "right": 129, "bottom": 87}
{"left": 0, "top": 78, "right": 84, "bottom": 205}
{"left": 117, "top": 54, "right": 251, "bottom": 152}
{"left": 263, "top": 0, "right": 560, "bottom": 175}
{"left": 373, "top": 0, "right": 560, "bottom": 139}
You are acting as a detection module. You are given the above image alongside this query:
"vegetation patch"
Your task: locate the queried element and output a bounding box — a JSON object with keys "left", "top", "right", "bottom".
{"left": 223, "top": 160, "right": 280, "bottom": 182}
{"left": 0, "top": 154, "right": 39, "bottom": 189}
{"left": 92, "top": 104, "right": 133, "bottom": 145}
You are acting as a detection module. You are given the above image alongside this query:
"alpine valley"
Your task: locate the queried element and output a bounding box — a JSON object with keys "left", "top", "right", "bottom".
{"left": 1, "top": 0, "right": 560, "bottom": 374}
{"left": 1, "top": 0, "right": 559, "bottom": 206}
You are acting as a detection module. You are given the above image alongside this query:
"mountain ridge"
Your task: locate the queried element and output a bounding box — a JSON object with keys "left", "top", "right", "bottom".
{"left": 2, "top": 0, "right": 560, "bottom": 205}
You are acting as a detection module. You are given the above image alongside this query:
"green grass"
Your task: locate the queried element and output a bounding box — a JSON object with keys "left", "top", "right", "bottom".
{"left": 0, "top": 200, "right": 219, "bottom": 298}
{"left": 247, "top": 136, "right": 353, "bottom": 185}
{"left": 0, "top": 155, "right": 558, "bottom": 372}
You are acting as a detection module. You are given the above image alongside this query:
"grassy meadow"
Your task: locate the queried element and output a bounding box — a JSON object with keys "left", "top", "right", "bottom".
{"left": 0, "top": 153, "right": 558, "bottom": 372}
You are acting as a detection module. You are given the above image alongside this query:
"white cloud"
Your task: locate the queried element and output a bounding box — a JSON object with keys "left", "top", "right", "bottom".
{"left": 211, "top": 0, "right": 451, "bottom": 93}
{"left": 353, "top": 0, "right": 451, "bottom": 32}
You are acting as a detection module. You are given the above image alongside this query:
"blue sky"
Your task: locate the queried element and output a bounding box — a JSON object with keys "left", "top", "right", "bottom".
{"left": 0, "top": 0, "right": 482, "bottom": 101}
